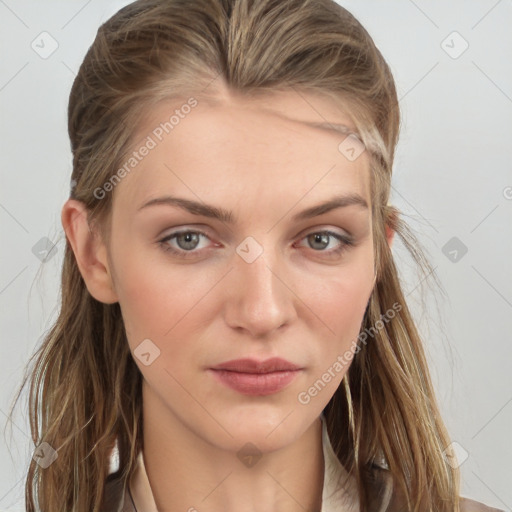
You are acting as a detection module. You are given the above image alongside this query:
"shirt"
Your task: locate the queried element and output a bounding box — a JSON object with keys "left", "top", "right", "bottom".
{"left": 101, "top": 415, "right": 504, "bottom": 512}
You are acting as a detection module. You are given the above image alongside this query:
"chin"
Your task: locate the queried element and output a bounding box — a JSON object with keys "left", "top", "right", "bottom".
{"left": 209, "top": 403, "right": 316, "bottom": 453}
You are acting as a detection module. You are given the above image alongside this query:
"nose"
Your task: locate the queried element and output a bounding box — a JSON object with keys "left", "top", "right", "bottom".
{"left": 223, "top": 248, "right": 297, "bottom": 338}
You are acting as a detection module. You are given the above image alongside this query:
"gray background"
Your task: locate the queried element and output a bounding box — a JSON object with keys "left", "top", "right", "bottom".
{"left": 1, "top": 0, "right": 511, "bottom": 510}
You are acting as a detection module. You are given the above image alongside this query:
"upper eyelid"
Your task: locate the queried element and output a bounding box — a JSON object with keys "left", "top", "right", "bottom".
{"left": 160, "top": 229, "right": 211, "bottom": 244}
{"left": 159, "top": 225, "right": 349, "bottom": 240}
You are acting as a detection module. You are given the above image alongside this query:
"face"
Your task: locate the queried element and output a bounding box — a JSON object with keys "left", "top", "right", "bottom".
{"left": 103, "top": 87, "right": 376, "bottom": 452}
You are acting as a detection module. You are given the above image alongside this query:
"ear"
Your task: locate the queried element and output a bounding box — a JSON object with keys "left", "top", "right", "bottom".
{"left": 385, "top": 206, "right": 398, "bottom": 249}
{"left": 61, "top": 199, "right": 118, "bottom": 304}
{"left": 385, "top": 223, "right": 395, "bottom": 249}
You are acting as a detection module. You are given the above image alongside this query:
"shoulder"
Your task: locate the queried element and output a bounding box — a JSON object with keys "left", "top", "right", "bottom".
{"left": 365, "top": 464, "right": 505, "bottom": 512}
{"left": 102, "top": 466, "right": 504, "bottom": 512}
{"left": 459, "top": 497, "right": 505, "bottom": 512}
{"left": 101, "top": 472, "right": 135, "bottom": 512}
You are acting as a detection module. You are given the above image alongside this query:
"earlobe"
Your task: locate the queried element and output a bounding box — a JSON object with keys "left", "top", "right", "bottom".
{"left": 61, "top": 199, "right": 119, "bottom": 304}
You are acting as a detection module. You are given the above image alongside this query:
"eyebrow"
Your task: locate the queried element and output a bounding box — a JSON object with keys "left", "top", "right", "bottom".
{"left": 137, "top": 193, "right": 368, "bottom": 223}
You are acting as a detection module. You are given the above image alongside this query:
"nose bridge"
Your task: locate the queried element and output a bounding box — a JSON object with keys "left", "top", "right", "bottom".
{"left": 224, "top": 241, "right": 295, "bottom": 337}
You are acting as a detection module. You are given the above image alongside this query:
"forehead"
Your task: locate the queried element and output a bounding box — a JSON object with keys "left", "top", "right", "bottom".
{"left": 113, "top": 89, "right": 371, "bottom": 214}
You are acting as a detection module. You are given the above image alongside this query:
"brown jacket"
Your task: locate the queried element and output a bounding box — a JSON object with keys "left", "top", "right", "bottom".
{"left": 101, "top": 466, "right": 505, "bottom": 512}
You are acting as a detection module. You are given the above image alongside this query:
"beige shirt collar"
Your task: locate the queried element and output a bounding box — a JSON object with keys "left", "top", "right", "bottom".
{"left": 128, "top": 415, "right": 360, "bottom": 512}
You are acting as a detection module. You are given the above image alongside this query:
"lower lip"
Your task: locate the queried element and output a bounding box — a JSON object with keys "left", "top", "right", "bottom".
{"left": 209, "top": 369, "right": 301, "bottom": 396}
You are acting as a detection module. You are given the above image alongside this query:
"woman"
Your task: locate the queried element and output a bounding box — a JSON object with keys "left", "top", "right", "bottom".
{"left": 11, "top": 0, "right": 503, "bottom": 510}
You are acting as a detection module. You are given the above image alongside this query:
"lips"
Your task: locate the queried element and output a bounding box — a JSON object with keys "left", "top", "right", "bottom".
{"left": 211, "top": 357, "right": 301, "bottom": 373}
{"left": 209, "top": 357, "right": 302, "bottom": 396}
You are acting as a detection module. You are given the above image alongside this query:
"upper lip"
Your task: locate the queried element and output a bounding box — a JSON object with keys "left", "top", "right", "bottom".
{"left": 211, "top": 357, "right": 301, "bottom": 374}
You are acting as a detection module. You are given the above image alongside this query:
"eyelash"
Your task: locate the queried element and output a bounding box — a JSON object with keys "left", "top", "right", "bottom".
{"left": 157, "top": 229, "right": 354, "bottom": 259}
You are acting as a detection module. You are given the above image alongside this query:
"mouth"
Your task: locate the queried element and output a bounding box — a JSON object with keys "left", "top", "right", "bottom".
{"left": 209, "top": 357, "right": 303, "bottom": 396}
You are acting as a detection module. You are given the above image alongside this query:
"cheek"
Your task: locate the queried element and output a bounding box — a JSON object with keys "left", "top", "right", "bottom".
{"left": 110, "top": 242, "right": 217, "bottom": 349}
{"left": 113, "top": 256, "right": 222, "bottom": 400}
{"left": 293, "top": 245, "right": 374, "bottom": 358}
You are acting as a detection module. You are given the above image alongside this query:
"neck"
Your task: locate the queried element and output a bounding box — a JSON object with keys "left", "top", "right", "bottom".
{"left": 140, "top": 382, "right": 325, "bottom": 512}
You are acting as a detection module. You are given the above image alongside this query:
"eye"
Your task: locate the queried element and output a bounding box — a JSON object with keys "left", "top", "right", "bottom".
{"left": 295, "top": 230, "right": 354, "bottom": 256}
{"left": 158, "top": 229, "right": 213, "bottom": 257}
{"left": 157, "top": 228, "right": 354, "bottom": 260}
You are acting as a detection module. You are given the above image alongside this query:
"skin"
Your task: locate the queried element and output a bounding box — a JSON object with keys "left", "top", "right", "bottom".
{"left": 62, "top": 84, "right": 394, "bottom": 512}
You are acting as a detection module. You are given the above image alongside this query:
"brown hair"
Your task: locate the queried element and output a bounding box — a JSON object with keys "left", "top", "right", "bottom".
{"left": 7, "top": 0, "right": 459, "bottom": 510}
